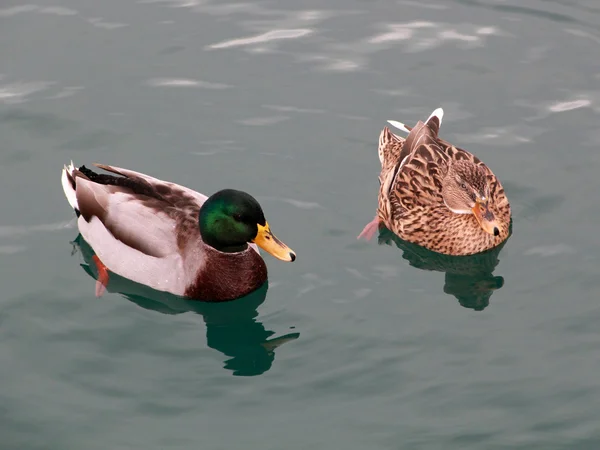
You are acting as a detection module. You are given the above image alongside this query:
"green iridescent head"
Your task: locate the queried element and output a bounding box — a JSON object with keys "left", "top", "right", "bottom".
{"left": 198, "top": 189, "right": 295, "bottom": 262}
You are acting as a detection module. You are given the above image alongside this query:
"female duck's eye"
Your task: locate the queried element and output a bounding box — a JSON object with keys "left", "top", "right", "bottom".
{"left": 461, "top": 183, "right": 467, "bottom": 190}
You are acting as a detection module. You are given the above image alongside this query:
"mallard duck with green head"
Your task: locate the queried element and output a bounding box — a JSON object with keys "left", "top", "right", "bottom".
{"left": 358, "top": 108, "right": 511, "bottom": 256}
{"left": 61, "top": 162, "right": 295, "bottom": 301}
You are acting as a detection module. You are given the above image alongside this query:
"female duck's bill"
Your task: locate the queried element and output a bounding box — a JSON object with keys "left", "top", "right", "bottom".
{"left": 472, "top": 198, "right": 500, "bottom": 237}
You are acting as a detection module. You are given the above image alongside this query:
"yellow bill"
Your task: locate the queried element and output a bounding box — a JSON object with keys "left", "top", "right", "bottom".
{"left": 253, "top": 223, "right": 296, "bottom": 262}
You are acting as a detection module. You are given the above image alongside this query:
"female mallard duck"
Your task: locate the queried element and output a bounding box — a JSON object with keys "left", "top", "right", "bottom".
{"left": 61, "top": 162, "right": 295, "bottom": 301}
{"left": 358, "top": 108, "right": 511, "bottom": 256}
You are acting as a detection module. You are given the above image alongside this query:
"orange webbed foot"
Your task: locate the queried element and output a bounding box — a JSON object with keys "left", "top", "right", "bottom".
{"left": 357, "top": 216, "right": 380, "bottom": 241}
{"left": 92, "top": 255, "right": 109, "bottom": 297}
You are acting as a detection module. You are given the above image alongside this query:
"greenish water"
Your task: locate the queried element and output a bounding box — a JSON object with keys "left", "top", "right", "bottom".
{"left": 2, "top": 0, "right": 600, "bottom": 448}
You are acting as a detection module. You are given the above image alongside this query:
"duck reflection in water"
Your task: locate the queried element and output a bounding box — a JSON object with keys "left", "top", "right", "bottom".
{"left": 377, "top": 225, "right": 511, "bottom": 311}
{"left": 71, "top": 234, "right": 299, "bottom": 377}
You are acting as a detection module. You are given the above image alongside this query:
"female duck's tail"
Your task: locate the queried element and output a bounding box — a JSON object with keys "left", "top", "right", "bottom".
{"left": 387, "top": 107, "right": 444, "bottom": 135}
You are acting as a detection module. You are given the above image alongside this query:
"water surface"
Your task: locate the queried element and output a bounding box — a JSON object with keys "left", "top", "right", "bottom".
{"left": 2, "top": 0, "right": 600, "bottom": 448}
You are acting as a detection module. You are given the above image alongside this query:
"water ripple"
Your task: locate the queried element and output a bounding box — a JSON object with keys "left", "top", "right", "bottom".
{"left": 548, "top": 99, "right": 592, "bottom": 113}
{"left": 0, "top": 220, "right": 74, "bottom": 239}
{"left": 87, "top": 17, "right": 128, "bottom": 29}
{"left": 146, "top": 78, "right": 230, "bottom": 89}
{"left": 137, "top": 0, "right": 200, "bottom": 7}
{"left": 207, "top": 29, "right": 313, "bottom": 50}
{"left": 398, "top": 1, "right": 448, "bottom": 10}
{"left": 367, "top": 21, "right": 500, "bottom": 52}
{"left": 262, "top": 104, "right": 324, "bottom": 114}
{"left": 0, "top": 5, "right": 77, "bottom": 17}
{"left": 38, "top": 6, "right": 77, "bottom": 16}
{"left": 453, "top": 125, "right": 545, "bottom": 146}
{"left": 0, "top": 80, "right": 53, "bottom": 104}
{"left": 237, "top": 116, "right": 289, "bottom": 126}
{"left": 524, "top": 244, "right": 576, "bottom": 257}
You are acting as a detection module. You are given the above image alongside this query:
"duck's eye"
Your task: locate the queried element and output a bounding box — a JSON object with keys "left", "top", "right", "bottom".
{"left": 461, "top": 183, "right": 467, "bottom": 190}
{"left": 233, "top": 213, "right": 242, "bottom": 221}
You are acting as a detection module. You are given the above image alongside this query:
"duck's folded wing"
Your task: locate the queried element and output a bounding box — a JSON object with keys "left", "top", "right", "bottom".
{"left": 388, "top": 122, "right": 448, "bottom": 210}
{"left": 75, "top": 176, "right": 182, "bottom": 258}
{"left": 74, "top": 176, "right": 199, "bottom": 294}
{"left": 94, "top": 163, "right": 209, "bottom": 206}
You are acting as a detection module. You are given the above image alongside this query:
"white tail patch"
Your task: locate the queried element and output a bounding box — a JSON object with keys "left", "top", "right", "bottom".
{"left": 426, "top": 107, "right": 444, "bottom": 126}
{"left": 61, "top": 160, "right": 79, "bottom": 211}
{"left": 387, "top": 120, "right": 411, "bottom": 133}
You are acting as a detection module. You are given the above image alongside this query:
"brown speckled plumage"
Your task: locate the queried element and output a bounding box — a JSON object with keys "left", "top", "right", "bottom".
{"left": 374, "top": 109, "right": 511, "bottom": 256}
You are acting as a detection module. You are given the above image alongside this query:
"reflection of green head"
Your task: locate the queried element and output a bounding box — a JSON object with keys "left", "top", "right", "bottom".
{"left": 199, "top": 189, "right": 266, "bottom": 252}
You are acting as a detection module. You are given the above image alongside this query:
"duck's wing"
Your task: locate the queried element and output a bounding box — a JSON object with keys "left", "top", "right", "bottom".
{"left": 93, "top": 163, "right": 209, "bottom": 206}
{"left": 384, "top": 116, "right": 447, "bottom": 211}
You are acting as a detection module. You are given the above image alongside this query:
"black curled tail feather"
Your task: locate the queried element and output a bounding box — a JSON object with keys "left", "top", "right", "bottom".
{"left": 78, "top": 165, "right": 165, "bottom": 201}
